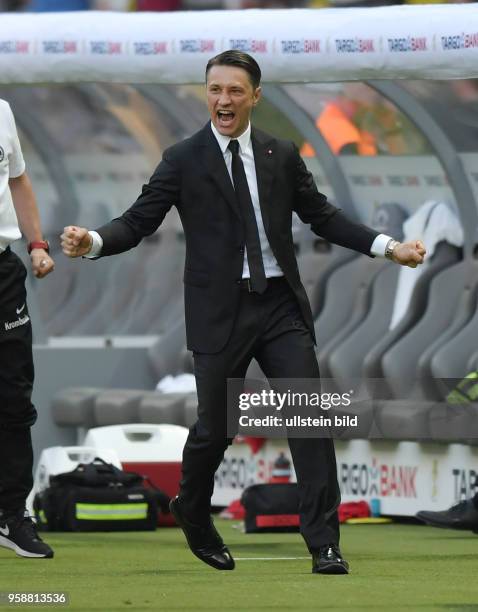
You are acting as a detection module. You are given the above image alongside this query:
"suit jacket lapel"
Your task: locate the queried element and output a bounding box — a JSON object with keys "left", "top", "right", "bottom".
{"left": 197, "top": 123, "right": 241, "bottom": 220}
{"left": 251, "top": 127, "right": 276, "bottom": 235}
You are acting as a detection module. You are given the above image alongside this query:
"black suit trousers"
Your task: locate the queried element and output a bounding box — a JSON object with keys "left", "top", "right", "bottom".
{"left": 0, "top": 249, "right": 37, "bottom": 516}
{"left": 179, "top": 277, "right": 340, "bottom": 550}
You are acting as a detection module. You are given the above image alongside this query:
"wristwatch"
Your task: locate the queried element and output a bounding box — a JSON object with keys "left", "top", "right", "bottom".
{"left": 385, "top": 238, "right": 400, "bottom": 261}
{"left": 27, "top": 240, "right": 50, "bottom": 254}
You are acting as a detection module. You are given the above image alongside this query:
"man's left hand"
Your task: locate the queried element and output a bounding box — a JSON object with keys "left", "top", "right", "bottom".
{"left": 391, "top": 240, "right": 426, "bottom": 268}
{"left": 30, "top": 248, "right": 55, "bottom": 278}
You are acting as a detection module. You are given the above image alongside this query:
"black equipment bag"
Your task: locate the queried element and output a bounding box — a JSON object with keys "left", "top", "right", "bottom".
{"left": 241, "top": 483, "right": 300, "bottom": 533}
{"left": 33, "top": 458, "right": 161, "bottom": 532}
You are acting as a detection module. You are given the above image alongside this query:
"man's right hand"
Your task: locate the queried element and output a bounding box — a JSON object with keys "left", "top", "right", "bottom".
{"left": 61, "top": 226, "right": 92, "bottom": 258}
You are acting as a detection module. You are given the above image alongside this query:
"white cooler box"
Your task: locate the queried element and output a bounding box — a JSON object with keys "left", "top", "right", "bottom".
{"left": 83, "top": 424, "right": 189, "bottom": 526}
{"left": 27, "top": 446, "right": 122, "bottom": 516}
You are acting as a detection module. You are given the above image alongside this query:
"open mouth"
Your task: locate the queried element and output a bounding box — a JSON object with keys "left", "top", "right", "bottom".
{"left": 217, "top": 109, "right": 235, "bottom": 127}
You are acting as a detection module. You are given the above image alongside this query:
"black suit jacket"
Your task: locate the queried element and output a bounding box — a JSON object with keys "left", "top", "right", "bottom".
{"left": 96, "top": 123, "right": 378, "bottom": 353}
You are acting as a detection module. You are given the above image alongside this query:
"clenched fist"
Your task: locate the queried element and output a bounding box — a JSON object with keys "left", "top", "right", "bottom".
{"left": 391, "top": 240, "right": 426, "bottom": 268}
{"left": 61, "top": 226, "right": 92, "bottom": 258}
{"left": 30, "top": 249, "right": 54, "bottom": 279}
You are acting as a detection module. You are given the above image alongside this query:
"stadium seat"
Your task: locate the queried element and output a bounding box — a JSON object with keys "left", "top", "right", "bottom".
{"left": 326, "top": 261, "right": 399, "bottom": 389}
{"left": 93, "top": 389, "right": 145, "bottom": 426}
{"left": 466, "top": 351, "right": 478, "bottom": 374}
{"left": 51, "top": 387, "right": 102, "bottom": 429}
{"left": 321, "top": 242, "right": 461, "bottom": 440}
{"left": 372, "top": 400, "right": 436, "bottom": 440}
{"left": 122, "top": 227, "right": 185, "bottom": 334}
{"left": 297, "top": 241, "right": 355, "bottom": 319}
{"left": 315, "top": 200, "right": 409, "bottom": 372}
{"left": 316, "top": 256, "right": 388, "bottom": 380}
{"left": 46, "top": 255, "right": 112, "bottom": 336}
{"left": 428, "top": 402, "right": 478, "bottom": 442}
{"left": 363, "top": 241, "right": 461, "bottom": 387}
{"left": 373, "top": 258, "right": 478, "bottom": 440}
{"left": 322, "top": 263, "right": 400, "bottom": 438}
{"left": 381, "top": 258, "right": 478, "bottom": 401}
{"left": 138, "top": 392, "right": 188, "bottom": 426}
{"left": 431, "top": 267, "right": 478, "bottom": 380}
{"left": 69, "top": 235, "right": 159, "bottom": 335}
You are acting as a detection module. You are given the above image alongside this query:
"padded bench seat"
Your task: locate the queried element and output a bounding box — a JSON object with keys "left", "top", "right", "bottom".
{"left": 93, "top": 389, "right": 145, "bottom": 426}
{"left": 52, "top": 387, "right": 103, "bottom": 428}
{"left": 138, "top": 392, "right": 189, "bottom": 426}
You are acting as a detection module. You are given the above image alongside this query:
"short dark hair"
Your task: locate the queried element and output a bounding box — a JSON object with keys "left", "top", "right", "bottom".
{"left": 205, "top": 50, "right": 261, "bottom": 89}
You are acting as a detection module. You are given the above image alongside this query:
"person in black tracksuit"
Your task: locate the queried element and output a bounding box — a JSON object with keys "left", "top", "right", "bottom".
{"left": 0, "top": 98, "right": 55, "bottom": 558}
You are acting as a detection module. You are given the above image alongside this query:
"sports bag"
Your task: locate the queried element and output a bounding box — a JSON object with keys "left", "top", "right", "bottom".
{"left": 33, "top": 458, "right": 162, "bottom": 532}
{"left": 241, "top": 483, "right": 300, "bottom": 533}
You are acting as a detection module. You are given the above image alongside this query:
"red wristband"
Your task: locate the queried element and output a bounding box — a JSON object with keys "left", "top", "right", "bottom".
{"left": 27, "top": 240, "right": 49, "bottom": 254}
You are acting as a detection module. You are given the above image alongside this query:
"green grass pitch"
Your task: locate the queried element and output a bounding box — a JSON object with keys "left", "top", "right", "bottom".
{"left": 0, "top": 521, "right": 477, "bottom": 612}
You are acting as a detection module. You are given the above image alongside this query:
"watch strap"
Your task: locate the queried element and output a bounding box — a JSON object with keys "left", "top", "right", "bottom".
{"left": 385, "top": 238, "right": 400, "bottom": 260}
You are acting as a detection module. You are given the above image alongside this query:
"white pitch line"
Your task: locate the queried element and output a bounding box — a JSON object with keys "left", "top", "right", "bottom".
{"left": 235, "top": 557, "right": 310, "bottom": 561}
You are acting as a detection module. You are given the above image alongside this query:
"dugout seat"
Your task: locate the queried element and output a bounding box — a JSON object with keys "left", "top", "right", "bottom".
{"left": 316, "top": 256, "right": 389, "bottom": 380}
{"left": 427, "top": 265, "right": 478, "bottom": 441}
{"left": 324, "top": 263, "right": 399, "bottom": 438}
{"left": 51, "top": 387, "right": 103, "bottom": 429}
{"left": 322, "top": 241, "right": 462, "bottom": 439}
{"left": 122, "top": 228, "right": 185, "bottom": 335}
{"left": 381, "top": 258, "right": 478, "bottom": 400}
{"left": 93, "top": 389, "right": 145, "bottom": 426}
{"left": 138, "top": 392, "right": 188, "bottom": 426}
{"left": 297, "top": 240, "right": 356, "bottom": 319}
{"left": 372, "top": 258, "right": 478, "bottom": 440}
{"left": 45, "top": 255, "right": 112, "bottom": 336}
{"left": 69, "top": 234, "right": 161, "bottom": 335}
{"left": 363, "top": 241, "right": 461, "bottom": 385}
{"left": 329, "top": 262, "right": 400, "bottom": 385}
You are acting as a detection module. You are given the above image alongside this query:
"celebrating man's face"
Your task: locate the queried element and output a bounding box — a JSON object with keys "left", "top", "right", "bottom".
{"left": 206, "top": 64, "right": 261, "bottom": 138}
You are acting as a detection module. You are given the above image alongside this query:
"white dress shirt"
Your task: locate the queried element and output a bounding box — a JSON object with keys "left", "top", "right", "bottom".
{"left": 210, "top": 121, "right": 283, "bottom": 279}
{"left": 87, "top": 122, "right": 391, "bottom": 261}
{"left": 0, "top": 99, "right": 24, "bottom": 252}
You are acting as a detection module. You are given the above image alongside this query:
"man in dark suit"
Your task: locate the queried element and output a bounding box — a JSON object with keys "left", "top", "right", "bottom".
{"left": 61, "top": 50, "right": 425, "bottom": 574}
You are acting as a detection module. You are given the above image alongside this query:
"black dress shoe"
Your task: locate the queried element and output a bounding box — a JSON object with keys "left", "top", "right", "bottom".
{"left": 416, "top": 499, "right": 478, "bottom": 531}
{"left": 169, "top": 497, "right": 235, "bottom": 570}
{"left": 312, "top": 544, "right": 349, "bottom": 575}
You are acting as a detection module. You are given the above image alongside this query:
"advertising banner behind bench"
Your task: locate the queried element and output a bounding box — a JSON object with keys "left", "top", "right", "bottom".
{"left": 0, "top": 5, "right": 477, "bottom": 84}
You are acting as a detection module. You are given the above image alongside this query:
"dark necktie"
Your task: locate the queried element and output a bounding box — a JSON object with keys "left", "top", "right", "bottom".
{"left": 228, "top": 139, "right": 267, "bottom": 294}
